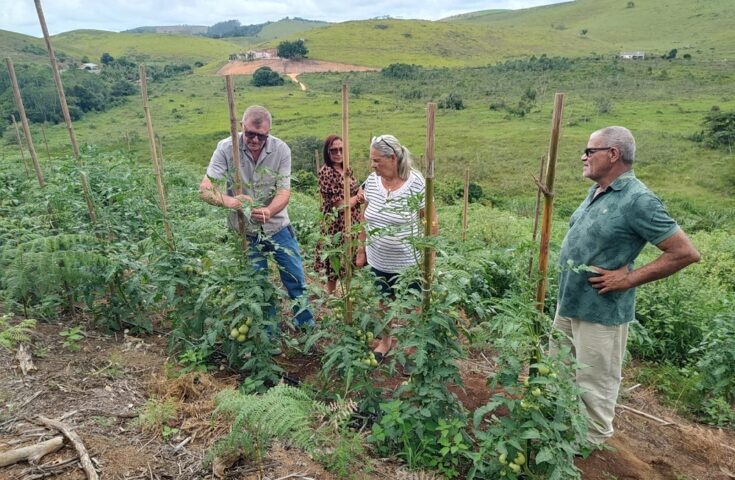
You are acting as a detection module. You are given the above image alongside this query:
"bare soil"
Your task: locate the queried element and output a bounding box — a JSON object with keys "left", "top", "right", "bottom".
{"left": 1, "top": 318, "right": 733, "bottom": 479}
{"left": 217, "top": 59, "right": 378, "bottom": 76}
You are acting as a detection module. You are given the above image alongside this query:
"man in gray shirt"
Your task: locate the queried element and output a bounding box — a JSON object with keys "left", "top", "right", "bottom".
{"left": 199, "top": 105, "right": 314, "bottom": 328}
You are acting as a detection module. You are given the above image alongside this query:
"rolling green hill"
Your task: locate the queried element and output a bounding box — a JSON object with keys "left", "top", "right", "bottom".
{"left": 0, "top": 29, "right": 53, "bottom": 64}
{"left": 51, "top": 29, "right": 236, "bottom": 64}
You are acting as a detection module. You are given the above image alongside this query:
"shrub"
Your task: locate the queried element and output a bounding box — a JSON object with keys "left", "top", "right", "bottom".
{"left": 277, "top": 39, "right": 308, "bottom": 59}
{"left": 438, "top": 92, "right": 465, "bottom": 110}
{"left": 701, "top": 110, "right": 735, "bottom": 151}
{"left": 382, "top": 63, "right": 421, "bottom": 79}
{"left": 251, "top": 67, "right": 284, "bottom": 87}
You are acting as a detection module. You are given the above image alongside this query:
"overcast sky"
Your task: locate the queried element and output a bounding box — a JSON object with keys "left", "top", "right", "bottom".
{"left": 2, "top": 0, "right": 565, "bottom": 37}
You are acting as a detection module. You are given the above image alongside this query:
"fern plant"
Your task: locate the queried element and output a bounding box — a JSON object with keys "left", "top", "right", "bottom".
{"left": 0, "top": 234, "right": 108, "bottom": 317}
{"left": 209, "top": 385, "right": 359, "bottom": 471}
{"left": 0, "top": 313, "right": 36, "bottom": 350}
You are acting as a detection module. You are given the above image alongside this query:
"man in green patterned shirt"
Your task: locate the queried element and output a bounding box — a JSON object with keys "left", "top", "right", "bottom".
{"left": 552, "top": 126, "right": 700, "bottom": 446}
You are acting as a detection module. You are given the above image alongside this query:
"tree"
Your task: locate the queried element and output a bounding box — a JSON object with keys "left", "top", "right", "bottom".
{"left": 100, "top": 52, "right": 114, "bottom": 65}
{"left": 580, "top": 28, "right": 588, "bottom": 36}
{"left": 277, "top": 40, "right": 308, "bottom": 59}
{"left": 665, "top": 48, "right": 678, "bottom": 60}
{"left": 251, "top": 67, "right": 284, "bottom": 87}
{"left": 627, "top": 1, "right": 635, "bottom": 7}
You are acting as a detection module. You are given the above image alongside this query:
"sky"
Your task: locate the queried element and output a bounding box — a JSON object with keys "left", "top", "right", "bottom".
{"left": 1, "top": 0, "right": 565, "bottom": 37}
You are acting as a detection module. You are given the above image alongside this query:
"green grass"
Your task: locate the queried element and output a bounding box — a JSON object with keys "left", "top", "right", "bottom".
{"left": 51, "top": 29, "right": 238, "bottom": 64}
{"left": 16, "top": 55, "right": 734, "bottom": 228}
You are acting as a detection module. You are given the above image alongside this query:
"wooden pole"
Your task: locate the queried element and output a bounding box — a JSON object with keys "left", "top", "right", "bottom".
{"left": 41, "top": 121, "right": 51, "bottom": 162}
{"left": 423, "top": 103, "right": 437, "bottom": 310}
{"left": 314, "top": 148, "right": 320, "bottom": 175}
{"left": 34, "top": 0, "right": 97, "bottom": 224}
{"left": 11, "top": 115, "right": 30, "bottom": 176}
{"left": 462, "top": 167, "right": 470, "bottom": 242}
{"left": 342, "top": 83, "right": 353, "bottom": 325}
{"left": 532, "top": 93, "right": 565, "bottom": 371}
{"left": 139, "top": 64, "right": 174, "bottom": 249}
{"left": 155, "top": 133, "right": 165, "bottom": 176}
{"left": 528, "top": 155, "right": 547, "bottom": 277}
{"left": 7, "top": 58, "right": 45, "bottom": 187}
{"left": 224, "top": 75, "right": 248, "bottom": 253}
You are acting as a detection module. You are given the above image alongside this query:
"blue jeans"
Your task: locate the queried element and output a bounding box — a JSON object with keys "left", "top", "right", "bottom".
{"left": 247, "top": 225, "right": 314, "bottom": 327}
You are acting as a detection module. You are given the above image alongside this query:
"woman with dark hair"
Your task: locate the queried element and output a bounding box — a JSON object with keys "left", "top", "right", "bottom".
{"left": 314, "top": 135, "right": 364, "bottom": 294}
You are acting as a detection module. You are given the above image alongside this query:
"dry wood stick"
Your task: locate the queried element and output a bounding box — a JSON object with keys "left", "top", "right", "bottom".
{"left": 35, "top": 416, "right": 98, "bottom": 480}
{"left": 423, "top": 102, "right": 437, "bottom": 311}
{"left": 342, "top": 83, "right": 353, "bottom": 325}
{"left": 527, "top": 155, "right": 547, "bottom": 277}
{"left": 11, "top": 114, "right": 30, "bottom": 176}
{"left": 41, "top": 121, "right": 51, "bottom": 162}
{"left": 532, "top": 93, "right": 564, "bottom": 372}
{"left": 0, "top": 436, "right": 64, "bottom": 467}
{"left": 34, "top": 0, "right": 97, "bottom": 224}
{"left": 462, "top": 166, "right": 470, "bottom": 242}
{"left": 315, "top": 148, "right": 322, "bottom": 210}
{"left": 6, "top": 58, "right": 45, "bottom": 187}
{"left": 155, "top": 133, "right": 165, "bottom": 176}
{"left": 224, "top": 76, "right": 248, "bottom": 253}
{"left": 139, "top": 64, "right": 174, "bottom": 249}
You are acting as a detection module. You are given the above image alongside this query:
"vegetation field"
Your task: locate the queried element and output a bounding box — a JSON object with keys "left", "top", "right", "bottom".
{"left": 1, "top": 0, "right": 734, "bottom": 478}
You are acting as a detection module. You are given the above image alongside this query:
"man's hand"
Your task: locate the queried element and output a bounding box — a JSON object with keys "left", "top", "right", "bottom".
{"left": 251, "top": 207, "right": 272, "bottom": 223}
{"left": 225, "top": 194, "right": 253, "bottom": 209}
{"left": 588, "top": 265, "right": 632, "bottom": 294}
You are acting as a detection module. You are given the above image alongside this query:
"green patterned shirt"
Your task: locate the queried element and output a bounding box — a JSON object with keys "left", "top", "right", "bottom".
{"left": 557, "top": 171, "right": 679, "bottom": 325}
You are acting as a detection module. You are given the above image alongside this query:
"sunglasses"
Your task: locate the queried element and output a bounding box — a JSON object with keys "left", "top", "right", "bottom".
{"left": 329, "top": 147, "right": 343, "bottom": 155}
{"left": 583, "top": 147, "right": 612, "bottom": 157}
{"left": 244, "top": 130, "right": 268, "bottom": 142}
{"left": 372, "top": 135, "right": 398, "bottom": 157}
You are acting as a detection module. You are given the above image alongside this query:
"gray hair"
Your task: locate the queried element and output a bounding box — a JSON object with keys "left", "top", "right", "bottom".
{"left": 591, "top": 126, "right": 636, "bottom": 165}
{"left": 371, "top": 134, "right": 413, "bottom": 180}
{"left": 242, "top": 105, "right": 272, "bottom": 128}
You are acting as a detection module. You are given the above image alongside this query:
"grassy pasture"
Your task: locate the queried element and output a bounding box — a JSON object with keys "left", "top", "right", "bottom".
{"left": 21, "top": 55, "right": 733, "bottom": 228}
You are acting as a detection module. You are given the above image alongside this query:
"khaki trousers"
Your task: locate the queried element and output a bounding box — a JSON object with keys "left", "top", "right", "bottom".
{"left": 550, "top": 313, "right": 629, "bottom": 445}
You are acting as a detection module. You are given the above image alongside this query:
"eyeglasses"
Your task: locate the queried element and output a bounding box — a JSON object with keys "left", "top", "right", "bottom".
{"left": 583, "top": 147, "right": 612, "bottom": 157}
{"left": 372, "top": 135, "right": 398, "bottom": 157}
{"left": 329, "top": 147, "right": 343, "bottom": 155}
{"left": 244, "top": 130, "right": 268, "bottom": 142}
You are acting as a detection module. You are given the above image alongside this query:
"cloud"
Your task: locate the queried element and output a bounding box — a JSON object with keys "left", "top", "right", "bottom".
{"left": 0, "top": 0, "right": 565, "bottom": 36}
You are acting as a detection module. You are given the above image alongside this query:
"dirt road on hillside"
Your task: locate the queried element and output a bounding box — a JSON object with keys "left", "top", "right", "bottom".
{"left": 217, "top": 58, "right": 378, "bottom": 76}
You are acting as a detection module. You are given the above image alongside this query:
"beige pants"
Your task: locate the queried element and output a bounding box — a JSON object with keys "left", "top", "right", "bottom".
{"left": 550, "top": 313, "right": 628, "bottom": 445}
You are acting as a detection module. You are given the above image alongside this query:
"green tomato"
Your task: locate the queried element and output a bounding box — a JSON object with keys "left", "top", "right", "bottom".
{"left": 246, "top": 318, "right": 253, "bottom": 326}
{"left": 366, "top": 332, "right": 374, "bottom": 342}
{"left": 531, "top": 387, "right": 542, "bottom": 397}
{"left": 499, "top": 453, "right": 508, "bottom": 465}
{"left": 238, "top": 324, "right": 248, "bottom": 334}
{"left": 509, "top": 462, "right": 521, "bottom": 473}
{"left": 230, "top": 328, "right": 239, "bottom": 339}
{"left": 549, "top": 372, "right": 558, "bottom": 379}
{"left": 538, "top": 365, "right": 550, "bottom": 376}
{"left": 237, "top": 334, "right": 246, "bottom": 343}
{"left": 370, "top": 358, "right": 378, "bottom": 367}
{"left": 514, "top": 452, "right": 526, "bottom": 466}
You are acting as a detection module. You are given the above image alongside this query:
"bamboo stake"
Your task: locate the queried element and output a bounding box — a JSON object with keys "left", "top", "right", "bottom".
{"left": 11, "top": 115, "right": 30, "bottom": 176}
{"left": 527, "top": 155, "right": 547, "bottom": 277}
{"left": 7, "top": 58, "right": 45, "bottom": 187}
{"left": 462, "top": 167, "right": 470, "bottom": 242}
{"left": 155, "top": 133, "right": 165, "bottom": 176}
{"left": 34, "top": 0, "right": 97, "bottom": 224}
{"left": 224, "top": 75, "right": 248, "bottom": 253}
{"left": 423, "top": 103, "right": 437, "bottom": 310}
{"left": 139, "top": 64, "right": 174, "bottom": 249}
{"left": 532, "top": 93, "right": 565, "bottom": 371}
{"left": 315, "top": 148, "right": 322, "bottom": 210}
{"left": 41, "top": 120, "right": 51, "bottom": 162}
{"left": 341, "top": 83, "right": 353, "bottom": 325}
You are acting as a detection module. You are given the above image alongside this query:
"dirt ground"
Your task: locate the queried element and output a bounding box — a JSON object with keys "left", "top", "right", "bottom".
{"left": 217, "top": 59, "right": 378, "bottom": 76}
{"left": 1, "top": 319, "right": 734, "bottom": 480}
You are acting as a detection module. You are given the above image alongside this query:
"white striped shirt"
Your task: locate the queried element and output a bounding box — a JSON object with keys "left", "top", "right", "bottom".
{"left": 363, "top": 170, "right": 425, "bottom": 273}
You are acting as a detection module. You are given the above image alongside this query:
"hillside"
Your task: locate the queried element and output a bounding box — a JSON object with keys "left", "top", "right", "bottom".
{"left": 51, "top": 29, "right": 237, "bottom": 64}
{"left": 0, "top": 29, "right": 53, "bottom": 64}
{"left": 123, "top": 25, "right": 208, "bottom": 35}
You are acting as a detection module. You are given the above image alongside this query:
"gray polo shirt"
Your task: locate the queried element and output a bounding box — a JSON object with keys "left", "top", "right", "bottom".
{"left": 557, "top": 171, "right": 679, "bottom": 326}
{"left": 206, "top": 133, "right": 291, "bottom": 236}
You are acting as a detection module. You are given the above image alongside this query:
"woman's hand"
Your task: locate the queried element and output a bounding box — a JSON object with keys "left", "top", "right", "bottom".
{"left": 355, "top": 248, "right": 367, "bottom": 268}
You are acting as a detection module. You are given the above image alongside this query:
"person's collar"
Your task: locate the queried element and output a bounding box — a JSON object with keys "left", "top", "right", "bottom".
{"left": 607, "top": 170, "right": 636, "bottom": 191}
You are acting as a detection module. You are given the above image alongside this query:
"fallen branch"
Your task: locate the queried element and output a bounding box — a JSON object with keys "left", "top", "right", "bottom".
{"left": 0, "top": 436, "right": 64, "bottom": 467}
{"left": 617, "top": 403, "right": 735, "bottom": 454}
{"left": 35, "top": 416, "right": 98, "bottom": 480}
